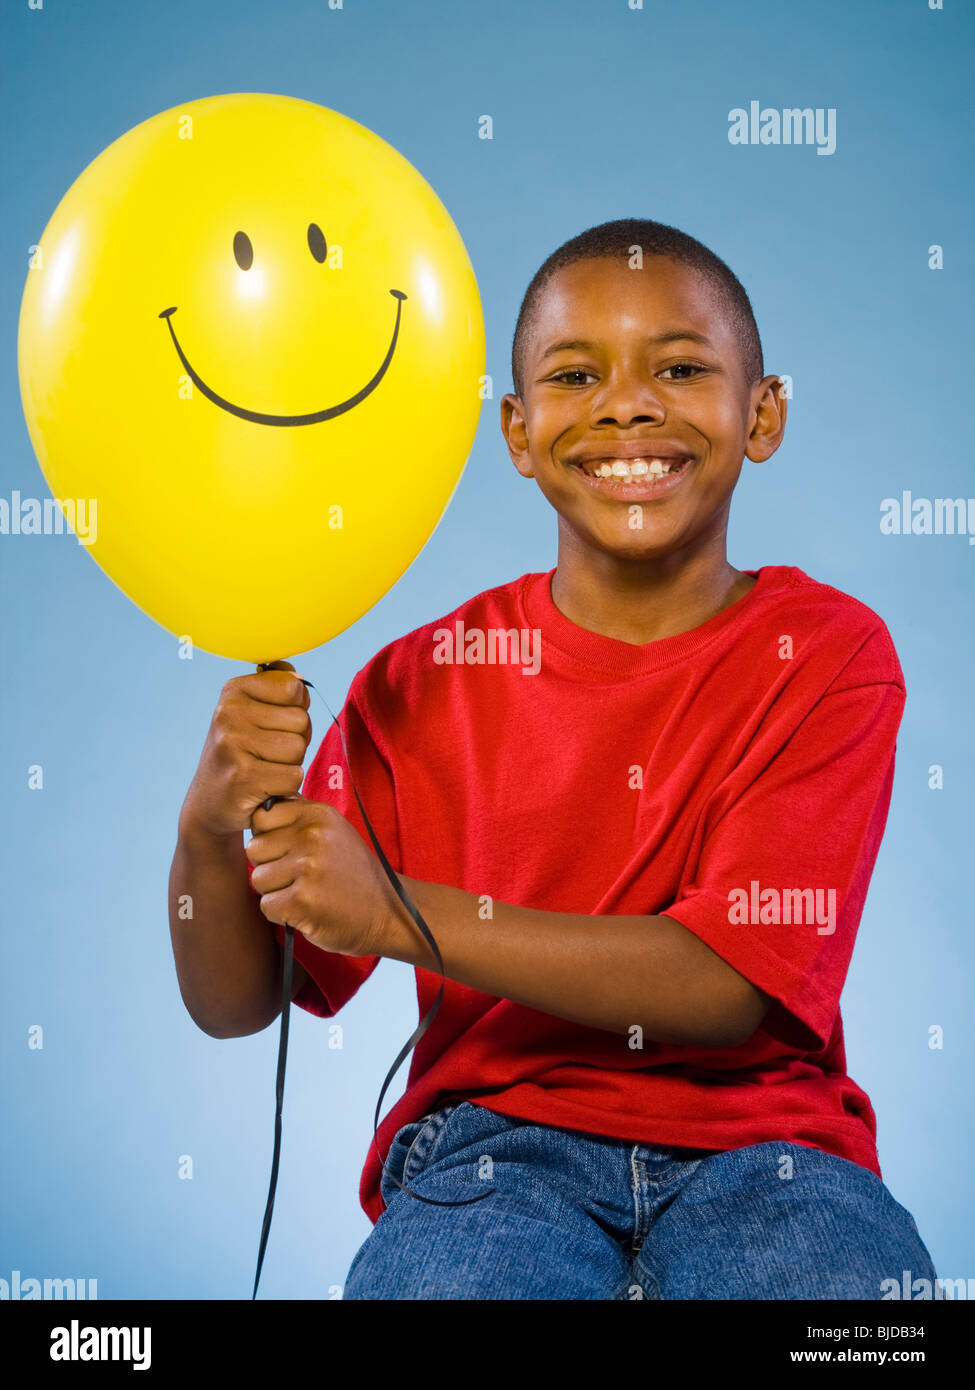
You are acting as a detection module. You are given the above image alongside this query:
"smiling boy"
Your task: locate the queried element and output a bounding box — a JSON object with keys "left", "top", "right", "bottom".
{"left": 170, "top": 217, "right": 937, "bottom": 1300}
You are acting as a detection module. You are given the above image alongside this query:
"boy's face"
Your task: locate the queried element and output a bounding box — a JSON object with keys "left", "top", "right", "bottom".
{"left": 501, "top": 255, "right": 785, "bottom": 565}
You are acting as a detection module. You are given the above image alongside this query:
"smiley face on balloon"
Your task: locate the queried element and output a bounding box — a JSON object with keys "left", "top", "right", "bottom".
{"left": 19, "top": 93, "right": 484, "bottom": 661}
{"left": 158, "top": 228, "right": 408, "bottom": 428}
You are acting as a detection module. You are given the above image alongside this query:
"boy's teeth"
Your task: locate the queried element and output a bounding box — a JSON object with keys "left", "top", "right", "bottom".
{"left": 593, "top": 458, "right": 674, "bottom": 479}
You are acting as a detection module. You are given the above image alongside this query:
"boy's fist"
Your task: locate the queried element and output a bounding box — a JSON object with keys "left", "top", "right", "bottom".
{"left": 247, "top": 795, "right": 396, "bottom": 959}
{"left": 179, "top": 660, "right": 312, "bottom": 840}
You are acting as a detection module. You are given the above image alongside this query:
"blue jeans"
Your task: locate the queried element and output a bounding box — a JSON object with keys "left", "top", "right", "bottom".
{"left": 343, "top": 1100, "right": 937, "bottom": 1300}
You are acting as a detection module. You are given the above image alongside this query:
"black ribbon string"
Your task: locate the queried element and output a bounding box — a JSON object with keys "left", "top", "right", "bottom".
{"left": 250, "top": 664, "right": 493, "bottom": 1300}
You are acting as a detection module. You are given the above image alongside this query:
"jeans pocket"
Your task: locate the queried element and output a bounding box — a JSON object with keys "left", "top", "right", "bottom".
{"left": 380, "top": 1102, "right": 463, "bottom": 1207}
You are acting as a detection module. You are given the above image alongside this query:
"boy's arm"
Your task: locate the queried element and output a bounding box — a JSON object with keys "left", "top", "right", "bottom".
{"left": 379, "top": 880, "right": 771, "bottom": 1048}
{"left": 373, "top": 661, "right": 903, "bottom": 1052}
{"left": 248, "top": 795, "right": 767, "bottom": 1047}
{"left": 169, "top": 820, "right": 310, "bottom": 1039}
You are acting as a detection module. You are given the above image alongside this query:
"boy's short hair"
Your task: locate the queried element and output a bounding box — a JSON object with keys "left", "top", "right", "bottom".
{"left": 510, "top": 217, "right": 765, "bottom": 399}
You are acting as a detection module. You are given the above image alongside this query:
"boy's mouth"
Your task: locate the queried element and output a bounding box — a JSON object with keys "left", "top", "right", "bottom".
{"left": 573, "top": 455, "right": 690, "bottom": 480}
{"left": 567, "top": 453, "right": 693, "bottom": 498}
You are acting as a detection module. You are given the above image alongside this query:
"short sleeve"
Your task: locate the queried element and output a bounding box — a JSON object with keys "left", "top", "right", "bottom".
{"left": 659, "top": 651, "right": 905, "bottom": 1053}
{"left": 246, "top": 671, "right": 397, "bottom": 1018}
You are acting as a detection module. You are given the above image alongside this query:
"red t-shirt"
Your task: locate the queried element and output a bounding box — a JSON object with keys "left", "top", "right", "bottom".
{"left": 249, "top": 565, "right": 905, "bottom": 1224}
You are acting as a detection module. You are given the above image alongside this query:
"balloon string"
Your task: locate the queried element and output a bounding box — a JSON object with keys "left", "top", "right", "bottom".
{"left": 250, "top": 666, "right": 493, "bottom": 1299}
{"left": 251, "top": 916, "right": 292, "bottom": 1301}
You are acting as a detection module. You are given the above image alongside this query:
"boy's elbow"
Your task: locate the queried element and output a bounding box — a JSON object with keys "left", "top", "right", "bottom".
{"left": 202, "top": 1024, "right": 253, "bottom": 1040}
{"left": 710, "top": 981, "right": 773, "bottom": 1048}
{"left": 642, "top": 983, "right": 771, "bottom": 1049}
{"left": 196, "top": 1014, "right": 273, "bottom": 1040}
{"left": 182, "top": 995, "right": 278, "bottom": 1040}
{"left": 661, "top": 920, "right": 773, "bottom": 1048}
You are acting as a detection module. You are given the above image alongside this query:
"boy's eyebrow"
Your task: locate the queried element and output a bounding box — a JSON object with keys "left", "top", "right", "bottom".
{"left": 539, "top": 330, "right": 715, "bottom": 361}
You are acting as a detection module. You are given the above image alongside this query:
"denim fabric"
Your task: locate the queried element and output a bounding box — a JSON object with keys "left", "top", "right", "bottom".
{"left": 343, "top": 1100, "right": 937, "bottom": 1300}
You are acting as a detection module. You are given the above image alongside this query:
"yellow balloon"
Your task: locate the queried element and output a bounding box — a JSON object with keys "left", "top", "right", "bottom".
{"left": 18, "top": 93, "right": 484, "bottom": 662}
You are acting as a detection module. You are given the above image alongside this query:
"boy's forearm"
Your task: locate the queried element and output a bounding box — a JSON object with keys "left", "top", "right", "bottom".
{"left": 168, "top": 819, "right": 282, "bottom": 1038}
{"left": 378, "top": 877, "right": 770, "bottom": 1048}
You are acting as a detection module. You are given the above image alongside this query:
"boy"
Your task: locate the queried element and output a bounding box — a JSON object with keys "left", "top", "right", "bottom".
{"left": 169, "top": 218, "right": 937, "bottom": 1300}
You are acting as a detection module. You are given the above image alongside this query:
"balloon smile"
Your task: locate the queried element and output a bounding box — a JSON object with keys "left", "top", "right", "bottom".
{"left": 158, "top": 289, "right": 407, "bottom": 426}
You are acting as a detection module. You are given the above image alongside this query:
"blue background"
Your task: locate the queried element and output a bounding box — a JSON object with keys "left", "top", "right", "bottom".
{"left": 2, "top": 0, "right": 972, "bottom": 1300}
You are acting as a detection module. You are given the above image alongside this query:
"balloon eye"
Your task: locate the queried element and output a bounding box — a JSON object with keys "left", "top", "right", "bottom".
{"left": 233, "top": 231, "right": 253, "bottom": 270}
{"left": 307, "top": 223, "right": 327, "bottom": 263}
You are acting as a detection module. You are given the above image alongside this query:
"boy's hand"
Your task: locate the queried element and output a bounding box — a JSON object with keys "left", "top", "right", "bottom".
{"left": 179, "top": 660, "right": 312, "bottom": 840}
{"left": 246, "top": 795, "right": 398, "bottom": 959}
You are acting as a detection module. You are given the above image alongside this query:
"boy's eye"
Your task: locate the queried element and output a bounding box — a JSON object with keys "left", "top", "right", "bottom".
{"left": 548, "top": 369, "right": 598, "bottom": 386}
{"left": 660, "top": 363, "right": 704, "bottom": 379}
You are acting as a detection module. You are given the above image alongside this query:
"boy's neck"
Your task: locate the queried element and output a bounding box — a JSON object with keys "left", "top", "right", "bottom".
{"left": 549, "top": 537, "right": 756, "bottom": 647}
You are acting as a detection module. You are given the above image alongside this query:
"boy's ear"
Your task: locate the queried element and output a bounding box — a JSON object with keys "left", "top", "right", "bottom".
{"left": 500, "top": 392, "right": 536, "bottom": 478}
{"left": 745, "top": 375, "right": 788, "bottom": 463}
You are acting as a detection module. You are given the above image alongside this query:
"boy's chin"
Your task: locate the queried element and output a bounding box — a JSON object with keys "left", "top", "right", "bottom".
{"left": 572, "top": 518, "right": 687, "bottom": 562}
